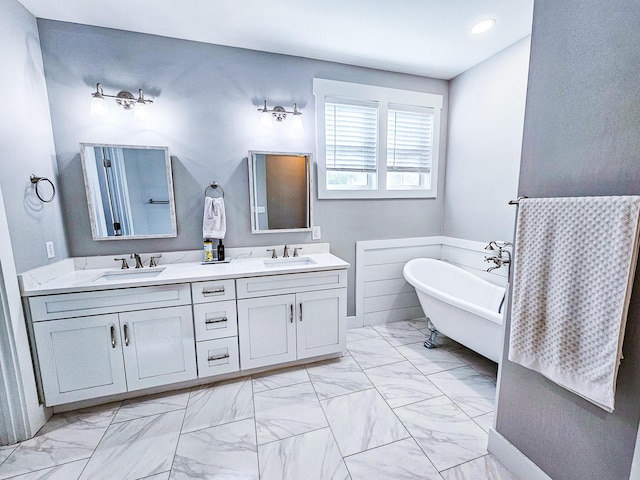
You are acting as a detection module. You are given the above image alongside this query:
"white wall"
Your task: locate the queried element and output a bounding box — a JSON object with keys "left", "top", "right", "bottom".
{"left": 443, "top": 37, "right": 531, "bottom": 243}
{"left": 0, "top": 0, "right": 61, "bottom": 443}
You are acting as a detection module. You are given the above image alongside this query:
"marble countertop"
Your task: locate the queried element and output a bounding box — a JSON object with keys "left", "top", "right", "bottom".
{"left": 19, "top": 244, "right": 349, "bottom": 297}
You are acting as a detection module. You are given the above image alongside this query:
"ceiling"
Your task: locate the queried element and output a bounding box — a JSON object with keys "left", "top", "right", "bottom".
{"left": 17, "top": 0, "right": 534, "bottom": 79}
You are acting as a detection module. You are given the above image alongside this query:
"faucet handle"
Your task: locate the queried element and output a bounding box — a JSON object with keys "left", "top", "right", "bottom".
{"left": 266, "top": 248, "right": 277, "bottom": 259}
{"left": 293, "top": 247, "right": 302, "bottom": 257}
{"left": 114, "top": 258, "right": 129, "bottom": 269}
{"left": 283, "top": 244, "right": 290, "bottom": 258}
{"left": 149, "top": 255, "right": 162, "bottom": 267}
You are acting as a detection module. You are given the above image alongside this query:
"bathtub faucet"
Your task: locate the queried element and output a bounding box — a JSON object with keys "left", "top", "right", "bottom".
{"left": 484, "top": 241, "right": 512, "bottom": 273}
{"left": 485, "top": 255, "right": 504, "bottom": 272}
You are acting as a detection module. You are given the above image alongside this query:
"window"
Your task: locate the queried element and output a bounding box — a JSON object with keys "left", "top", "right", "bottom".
{"left": 314, "top": 79, "right": 443, "bottom": 199}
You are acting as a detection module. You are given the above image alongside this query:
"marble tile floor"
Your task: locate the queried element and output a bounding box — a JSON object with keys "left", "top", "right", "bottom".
{"left": 0, "top": 319, "right": 519, "bottom": 480}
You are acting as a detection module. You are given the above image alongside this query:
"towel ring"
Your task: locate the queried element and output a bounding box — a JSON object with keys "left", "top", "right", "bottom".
{"left": 30, "top": 174, "right": 56, "bottom": 203}
{"left": 204, "top": 181, "right": 224, "bottom": 198}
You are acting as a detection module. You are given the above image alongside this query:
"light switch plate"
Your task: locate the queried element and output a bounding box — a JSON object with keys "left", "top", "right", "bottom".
{"left": 46, "top": 241, "right": 55, "bottom": 259}
{"left": 312, "top": 226, "right": 321, "bottom": 240}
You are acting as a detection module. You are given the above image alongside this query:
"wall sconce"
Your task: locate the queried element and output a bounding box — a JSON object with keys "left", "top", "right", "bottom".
{"left": 257, "top": 100, "right": 304, "bottom": 130}
{"left": 90, "top": 83, "right": 154, "bottom": 120}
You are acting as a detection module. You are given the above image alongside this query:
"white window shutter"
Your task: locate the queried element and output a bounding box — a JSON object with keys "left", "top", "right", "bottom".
{"left": 387, "top": 106, "right": 434, "bottom": 173}
{"left": 325, "top": 101, "right": 378, "bottom": 172}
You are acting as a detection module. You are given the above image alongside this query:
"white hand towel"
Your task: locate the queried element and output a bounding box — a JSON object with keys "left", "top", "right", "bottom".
{"left": 202, "top": 196, "right": 226, "bottom": 239}
{"left": 509, "top": 196, "right": 640, "bottom": 412}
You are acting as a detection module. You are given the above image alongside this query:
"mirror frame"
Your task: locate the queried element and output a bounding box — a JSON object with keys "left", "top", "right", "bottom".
{"left": 80, "top": 143, "right": 177, "bottom": 241}
{"left": 248, "top": 151, "right": 313, "bottom": 234}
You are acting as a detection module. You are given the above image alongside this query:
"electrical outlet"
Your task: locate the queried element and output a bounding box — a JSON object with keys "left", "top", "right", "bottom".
{"left": 312, "top": 226, "right": 321, "bottom": 240}
{"left": 46, "top": 241, "right": 55, "bottom": 259}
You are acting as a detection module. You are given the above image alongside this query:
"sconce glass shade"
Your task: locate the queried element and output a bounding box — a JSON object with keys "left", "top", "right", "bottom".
{"left": 133, "top": 100, "right": 149, "bottom": 121}
{"left": 259, "top": 110, "right": 273, "bottom": 128}
{"left": 291, "top": 113, "right": 304, "bottom": 131}
{"left": 90, "top": 95, "right": 109, "bottom": 117}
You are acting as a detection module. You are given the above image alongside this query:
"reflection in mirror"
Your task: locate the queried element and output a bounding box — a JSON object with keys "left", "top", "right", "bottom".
{"left": 80, "top": 144, "right": 177, "bottom": 240}
{"left": 248, "top": 151, "right": 312, "bottom": 233}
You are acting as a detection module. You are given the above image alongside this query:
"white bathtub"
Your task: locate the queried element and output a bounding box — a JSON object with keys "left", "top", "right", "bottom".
{"left": 403, "top": 258, "right": 505, "bottom": 363}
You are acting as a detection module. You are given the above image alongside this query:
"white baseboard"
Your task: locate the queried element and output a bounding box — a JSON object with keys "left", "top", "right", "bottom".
{"left": 488, "top": 429, "right": 552, "bottom": 480}
{"left": 347, "top": 315, "right": 360, "bottom": 330}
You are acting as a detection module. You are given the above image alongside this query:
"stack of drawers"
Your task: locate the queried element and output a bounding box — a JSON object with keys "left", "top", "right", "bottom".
{"left": 191, "top": 279, "right": 240, "bottom": 378}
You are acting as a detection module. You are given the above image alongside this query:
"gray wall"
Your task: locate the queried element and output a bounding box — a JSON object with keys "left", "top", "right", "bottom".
{"left": 37, "top": 20, "right": 449, "bottom": 315}
{"left": 0, "top": 1, "right": 68, "bottom": 273}
{"left": 443, "top": 37, "right": 530, "bottom": 243}
{"left": 495, "top": 1, "right": 640, "bottom": 479}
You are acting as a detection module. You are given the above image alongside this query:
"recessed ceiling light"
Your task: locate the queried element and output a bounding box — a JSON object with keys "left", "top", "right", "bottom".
{"left": 471, "top": 18, "right": 496, "bottom": 34}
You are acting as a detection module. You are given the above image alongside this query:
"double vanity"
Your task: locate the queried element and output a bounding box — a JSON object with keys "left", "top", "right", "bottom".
{"left": 19, "top": 246, "right": 348, "bottom": 408}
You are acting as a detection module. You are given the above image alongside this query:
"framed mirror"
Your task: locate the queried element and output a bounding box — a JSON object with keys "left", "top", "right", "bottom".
{"left": 248, "top": 151, "right": 312, "bottom": 233}
{"left": 80, "top": 143, "right": 177, "bottom": 240}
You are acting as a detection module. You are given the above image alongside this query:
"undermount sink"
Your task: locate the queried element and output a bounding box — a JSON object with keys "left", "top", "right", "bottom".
{"left": 263, "top": 257, "right": 317, "bottom": 268}
{"left": 94, "top": 267, "right": 167, "bottom": 282}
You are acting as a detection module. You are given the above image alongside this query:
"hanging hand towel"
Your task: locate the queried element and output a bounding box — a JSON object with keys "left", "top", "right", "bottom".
{"left": 203, "top": 196, "right": 226, "bottom": 239}
{"left": 509, "top": 196, "right": 640, "bottom": 412}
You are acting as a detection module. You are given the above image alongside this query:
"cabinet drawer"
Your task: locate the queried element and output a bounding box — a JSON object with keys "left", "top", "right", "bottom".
{"left": 236, "top": 270, "right": 347, "bottom": 299}
{"left": 191, "top": 279, "right": 236, "bottom": 304}
{"left": 30, "top": 284, "right": 191, "bottom": 321}
{"left": 196, "top": 337, "right": 240, "bottom": 378}
{"left": 193, "top": 300, "right": 238, "bottom": 341}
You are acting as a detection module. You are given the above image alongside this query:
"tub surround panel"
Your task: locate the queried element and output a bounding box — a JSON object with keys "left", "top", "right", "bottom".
{"left": 355, "top": 236, "right": 508, "bottom": 328}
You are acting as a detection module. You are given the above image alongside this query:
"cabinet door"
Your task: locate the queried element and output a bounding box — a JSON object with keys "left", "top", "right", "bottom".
{"left": 33, "top": 314, "right": 127, "bottom": 406}
{"left": 120, "top": 305, "right": 197, "bottom": 391}
{"left": 296, "top": 289, "right": 347, "bottom": 359}
{"left": 237, "top": 294, "right": 297, "bottom": 369}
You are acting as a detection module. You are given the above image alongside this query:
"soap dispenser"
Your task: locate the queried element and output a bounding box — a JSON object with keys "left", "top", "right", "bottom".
{"left": 217, "top": 239, "right": 225, "bottom": 261}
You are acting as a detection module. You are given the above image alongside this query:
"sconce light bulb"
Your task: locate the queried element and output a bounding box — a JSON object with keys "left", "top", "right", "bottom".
{"left": 133, "top": 100, "right": 150, "bottom": 121}
{"left": 90, "top": 95, "right": 109, "bottom": 117}
{"left": 291, "top": 113, "right": 304, "bottom": 131}
{"left": 259, "top": 110, "right": 273, "bottom": 128}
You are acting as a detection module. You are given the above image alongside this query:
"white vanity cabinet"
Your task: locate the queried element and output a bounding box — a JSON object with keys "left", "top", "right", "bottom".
{"left": 30, "top": 284, "right": 197, "bottom": 406}
{"left": 236, "top": 270, "right": 347, "bottom": 370}
{"left": 191, "top": 279, "right": 240, "bottom": 378}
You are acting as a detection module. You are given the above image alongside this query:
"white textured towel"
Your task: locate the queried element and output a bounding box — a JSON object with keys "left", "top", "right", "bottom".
{"left": 203, "top": 196, "right": 226, "bottom": 239}
{"left": 509, "top": 196, "right": 640, "bottom": 412}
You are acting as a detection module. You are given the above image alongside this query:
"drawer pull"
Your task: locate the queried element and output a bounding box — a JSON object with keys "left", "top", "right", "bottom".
{"left": 205, "top": 317, "right": 228, "bottom": 325}
{"left": 208, "top": 353, "right": 230, "bottom": 362}
{"left": 290, "top": 304, "right": 293, "bottom": 323}
{"left": 110, "top": 325, "right": 116, "bottom": 348}
{"left": 202, "top": 287, "right": 225, "bottom": 296}
{"left": 123, "top": 324, "right": 130, "bottom": 346}
{"left": 299, "top": 303, "right": 303, "bottom": 322}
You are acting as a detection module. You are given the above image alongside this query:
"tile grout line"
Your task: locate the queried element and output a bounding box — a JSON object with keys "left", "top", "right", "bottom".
{"left": 164, "top": 385, "right": 192, "bottom": 479}
{"left": 304, "top": 360, "right": 353, "bottom": 477}
{"left": 72, "top": 401, "right": 123, "bottom": 480}
{"left": 249, "top": 374, "right": 261, "bottom": 479}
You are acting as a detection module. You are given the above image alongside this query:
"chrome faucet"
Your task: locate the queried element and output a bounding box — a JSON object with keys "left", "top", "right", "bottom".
{"left": 484, "top": 241, "right": 512, "bottom": 274}
{"left": 283, "top": 245, "right": 290, "bottom": 258}
{"left": 485, "top": 256, "right": 504, "bottom": 272}
{"left": 131, "top": 253, "right": 144, "bottom": 268}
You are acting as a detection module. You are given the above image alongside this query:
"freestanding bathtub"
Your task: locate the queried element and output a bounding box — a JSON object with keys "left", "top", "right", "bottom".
{"left": 403, "top": 258, "right": 505, "bottom": 363}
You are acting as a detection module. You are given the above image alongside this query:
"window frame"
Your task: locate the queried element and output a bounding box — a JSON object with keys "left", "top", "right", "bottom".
{"left": 313, "top": 78, "right": 443, "bottom": 199}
